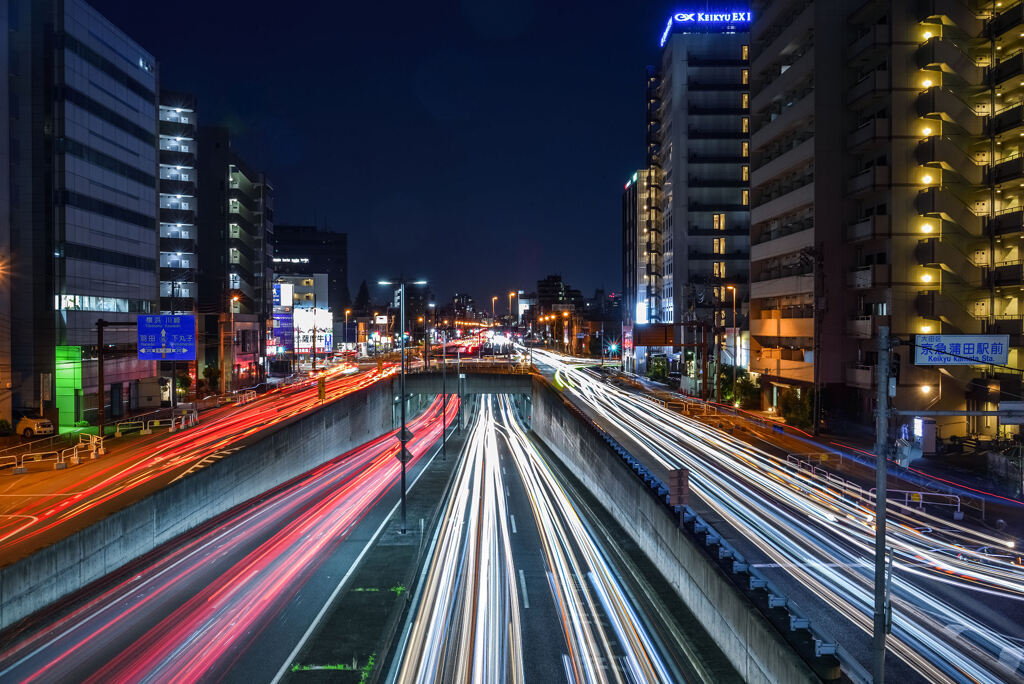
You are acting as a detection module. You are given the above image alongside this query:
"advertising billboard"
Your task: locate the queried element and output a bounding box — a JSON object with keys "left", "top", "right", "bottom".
{"left": 273, "top": 282, "right": 294, "bottom": 307}
{"left": 137, "top": 315, "right": 197, "bottom": 360}
{"left": 294, "top": 308, "right": 333, "bottom": 353}
{"left": 914, "top": 334, "right": 1009, "bottom": 366}
{"left": 271, "top": 311, "right": 294, "bottom": 355}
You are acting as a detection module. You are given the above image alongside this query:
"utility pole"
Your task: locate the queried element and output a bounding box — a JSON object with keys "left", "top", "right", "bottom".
{"left": 872, "top": 325, "right": 891, "bottom": 683}
{"left": 441, "top": 329, "right": 446, "bottom": 461}
{"left": 97, "top": 319, "right": 106, "bottom": 440}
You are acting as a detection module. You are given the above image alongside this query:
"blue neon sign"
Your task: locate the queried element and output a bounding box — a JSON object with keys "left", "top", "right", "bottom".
{"left": 661, "top": 10, "right": 752, "bottom": 46}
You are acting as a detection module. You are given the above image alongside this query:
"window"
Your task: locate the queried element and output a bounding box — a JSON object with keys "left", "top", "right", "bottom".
{"left": 742, "top": 45, "right": 749, "bottom": 60}
{"left": 741, "top": 93, "right": 749, "bottom": 109}
{"left": 742, "top": 69, "right": 749, "bottom": 85}
{"left": 713, "top": 238, "right": 725, "bottom": 254}
{"left": 714, "top": 262, "right": 725, "bottom": 278}
{"left": 713, "top": 213, "right": 726, "bottom": 230}
{"left": 742, "top": 165, "right": 749, "bottom": 181}
{"left": 742, "top": 117, "right": 749, "bottom": 133}
{"left": 742, "top": 189, "right": 749, "bottom": 205}
{"left": 742, "top": 141, "right": 749, "bottom": 157}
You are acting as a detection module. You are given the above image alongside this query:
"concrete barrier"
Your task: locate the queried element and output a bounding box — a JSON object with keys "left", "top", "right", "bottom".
{"left": 0, "top": 380, "right": 392, "bottom": 631}
{"left": 530, "top": 377, "right": 827, "bottom": 684}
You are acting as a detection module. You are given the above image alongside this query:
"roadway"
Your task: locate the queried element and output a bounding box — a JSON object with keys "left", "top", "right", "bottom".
{"left": 393, "top": 394, "right": 719, "bottom": 684}
{"left": 0, "top": 394, "right": 458, "bottom": 683}
{"left": 0, "top": 363, "right": 395, "bottom": 568}
{"left": 532, "top": 349, "right": 1024, "bottom": 683}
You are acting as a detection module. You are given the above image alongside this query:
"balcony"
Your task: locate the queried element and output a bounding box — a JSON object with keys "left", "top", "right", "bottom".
{"left": 846, "top": 215, "right": 890, "bottom": 242}
{"left": 990, "top": 262, "right": 1024, "bottom": 287}
{"left": 985, "top": 317, "right": 1024, "bottom": 346}
{"left": 687, "top": 129, "right": 748, "bottom": 140}
{"left": 751, "top": 0, "right": 813, "bottom": 75}
{"left": 989, "top": 154, "right": 1024, "bottom": 186}
{"left": 847, "top": 166, "right": 889, "bottom": 195}
{"left": 750, "top": 273, "right": 815, "bottom": 299}
{"left": 750, "top": 182, "right": 814, "bottom": 225}
{"left": 989, "top": 49, "right": 1024, "bottom": 87}
{"left": 750, "top": 316, "right": 814, "bottom": 338}
{"left": 751, "top": 48, "right": 814, "bottom": 113}
{"left": 750, "top": 137, "right": 814, "bottom": 188}
{"left": 751, "top": 95, "right": 812, "bottom": 151}
{"left": 847, "top": 264, "right": 890, "bottom": 289}
{"left": 848, "top": 25, "right": 888, "bottom": 63}
{"left": 916, "top": 290, "right": 980, "bottom": 334}
{"left": 845, "top": 365, "right": 874, "bottom": 390}
{"left": 990, "top": 101, "right": 1024, "bottom": 136}
{"left": 989, "top": 207, "right": 1024, "bottom": 237}
{"left": 159, "top": 207, "right": 193, "bottom": 224}
{"left": 846, "top": 315, "right": 891, "bottom": 339}
{"left": 847, "top": 70, "right": 888, "bottom": 105}
{"left": 750, "top": 353, "right": 814, "bottom": 383}
{"left": 915, "top": 237, "right": 982, "bottom": 286}
{"left": 158, "top": 120, "right": 195, "bottom": 139}
{"left": 750, "top": 227, "right": 813, "bottom": 262}
{"left": 919, "top": 0, "right": 982, "bottom": 35}
{"left": 918, "top": 87, "right": 985, "bottom": 136}
{"left": 990, "top": 2, "right": 1024, "bottom": 39}
{"left": 159, "top": 150, "right": 194, "bottom": 167}
{"left": 847, "top": 118, "right": 888, "bottom": 149}
{"left": 159, "top": 179, "right": 195, "bottom": 197}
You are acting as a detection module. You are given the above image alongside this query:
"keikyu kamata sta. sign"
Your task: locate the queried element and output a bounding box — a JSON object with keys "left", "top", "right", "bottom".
{"left": 137, "top": 314, "right": 197, "bottom": 361}
{"left": 914, "top": 334, "right": 1009, "bottom": 366}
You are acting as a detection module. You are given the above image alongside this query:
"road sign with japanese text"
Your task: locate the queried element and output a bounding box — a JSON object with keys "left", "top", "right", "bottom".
{"left": 914, "top": 334, "right": 1009, "bottom": 366}
{"left": 137, "top": 315, "right": 196, "bottom": 360}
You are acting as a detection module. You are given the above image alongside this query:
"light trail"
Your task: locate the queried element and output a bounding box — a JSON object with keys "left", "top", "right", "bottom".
{"left": 532, "top": 349, "right": 1024, "bottom": 683}
{"left": 0, "top": 363, "right": 397, "bottom": 562}
{"left": 0, "top": 393, "right": 457, "bottom": 683}
{"left": 397, "top": 395, "right": 678, "bottom": 683}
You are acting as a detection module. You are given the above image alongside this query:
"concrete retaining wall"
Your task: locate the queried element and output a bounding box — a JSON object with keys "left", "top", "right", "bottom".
{"left": 530, "top": 377, "right": 820, "bottom": 684}
{"left": 0, "top": 381, "right": 392, "bottom": 631}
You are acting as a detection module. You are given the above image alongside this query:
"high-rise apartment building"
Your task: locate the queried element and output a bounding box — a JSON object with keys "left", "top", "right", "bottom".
{"left": 158, "top": 91, "right": 198, "bottom": 316}
{"left": 622, "top": 168, "right": 663, "bottom": 374}
{"left": 657, "top": 12, "right": 752, "bottom": 396}
{"left": 197, "top": 126, "right": 273, "bottom": 391}
{"left": 750, "top": 0, "right": 1021, "bottom": 436}
{"left": 5, "top": 0, "right": 160, "bottom": 426}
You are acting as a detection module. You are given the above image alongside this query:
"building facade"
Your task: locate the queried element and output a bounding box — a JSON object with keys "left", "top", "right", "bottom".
{"left": 622, "top": 168, "right": 664, "bottom": 373}
{"left": 657, "top": 13, "right": 752, "bottom": 397}
{"left": 749, "top": 0, "right": 1023, "bottom": 437}
{"left": 197, "top": 126, "right": 273, "bottom": 392}
{"left": 158, "top": 91, "right": 197, "bottom": 316}
{"left": 273, "top": 225, "right": 349, "bottom": 340}
{"left": 6, "top": 0, "right": 160, "bottom": 426}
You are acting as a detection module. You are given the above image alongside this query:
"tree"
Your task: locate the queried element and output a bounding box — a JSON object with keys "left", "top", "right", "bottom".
{"left": 202, "top": 365, "right": 221, "bottom": 391}
{"left": 354, "top": 280, "right": 371, "bottom": 315}
{"left": 778, "top": 387, "right": 815, "bottom": 430}
{"left": 647, "top": 356, "right": 668, "bottom": 382}
{"left": 717, "top": 365, "right": 761, "bottom": 408}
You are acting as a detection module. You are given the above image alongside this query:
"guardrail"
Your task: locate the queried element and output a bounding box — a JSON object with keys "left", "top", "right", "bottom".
{"left": 869, "top": 487, "right": 964, "bottom": 520}
{"left": 234, "top": 389, "right": 257, "bottom": 405}
{"left": 12, "top": 451, "right": 60, "bottom": 474}
{"left": 114, "top": 420, "right": 146, "bottom": 438}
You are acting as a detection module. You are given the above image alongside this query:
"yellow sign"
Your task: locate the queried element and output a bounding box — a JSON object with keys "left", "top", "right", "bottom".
{"left": 318, "top": 377, "right": 326, "bottom": 403}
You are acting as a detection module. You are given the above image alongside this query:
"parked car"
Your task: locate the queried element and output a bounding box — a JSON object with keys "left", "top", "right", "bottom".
{"left": 16, "top": 415, "right": 54, "bottom": 439}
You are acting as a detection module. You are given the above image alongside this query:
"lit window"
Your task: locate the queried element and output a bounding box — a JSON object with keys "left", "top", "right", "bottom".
{"left": 714, "top": 238, "right": 725, "bottom": 254}
{"left": 742, "top": 117, "right": 749, "bottom": 133}
{"left": 742, "top": 141, "right": 749, "bottom": 157}
{"left": 741, "top": 93, "right": 749, "bottom": 109}
{"left": 713, "top": 213, "right": 726, "bottom": 230}
{"left": 742, "top": 69, "right": 749, "bottom": 85}
{"left": 742, "top": 45, "right": 749, "bottom": 60}
{"left": 742, "top": 166, "right": 749, "bottom": 181}
{"left": 742, "top": 189, "right": 749, "bottom": 205}
{"left": 714, "top": 262, "right": 725, "bottom": 278}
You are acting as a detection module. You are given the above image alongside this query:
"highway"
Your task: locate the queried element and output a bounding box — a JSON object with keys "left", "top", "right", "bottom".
{"left": 0, "top": 393, "right": 457, "bottom": 683}
{"left": 394, "top": 394, "right": 697, "bottom": 684}
{"left": 532, "top": 349, "right": 1024, "bottom": 683}
{"left": 0, "top": 363, "right": 395, "bottom": 566}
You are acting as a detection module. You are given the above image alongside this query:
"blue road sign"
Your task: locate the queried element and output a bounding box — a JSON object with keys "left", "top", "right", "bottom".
{"left": 137, "top": 314, "right": 197, "bottom": 360}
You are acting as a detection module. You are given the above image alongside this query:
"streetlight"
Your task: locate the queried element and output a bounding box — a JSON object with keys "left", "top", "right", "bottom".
{"left": 344, "top": 309, "right": 351, "bottom": 349}
{"left": 726, "top": 285, "right": 737, "bottom": 404}
{"left": 508, "top": 291, "right": 516, "bottom": 325}
{"left": 223, "top": 295, "right": 239, "bottom": 393}
{"left": 378, "top": 277, "right": 427, "bottom": 535}
{"left": 562, "top": 311, "right": 570, "bottom": 354}
{"left": 491, "top": 295, "right": 498, "bottom": 322}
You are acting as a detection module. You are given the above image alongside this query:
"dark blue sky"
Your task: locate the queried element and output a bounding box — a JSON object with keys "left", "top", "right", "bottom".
{"left": 92, "top": 0, "right": 674, "bottom": 306}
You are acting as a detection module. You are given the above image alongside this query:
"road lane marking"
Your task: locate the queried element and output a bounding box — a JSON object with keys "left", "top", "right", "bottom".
{"left": 518, "top": 569, "right": 530, "bottom": 608}
{"left": 510, "top": 514, "right": 517, "bottom": 534}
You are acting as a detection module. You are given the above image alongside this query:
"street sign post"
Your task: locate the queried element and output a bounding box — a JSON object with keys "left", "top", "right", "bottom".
{"left": 137, "top": 315, "right": 197, "bottom": 360}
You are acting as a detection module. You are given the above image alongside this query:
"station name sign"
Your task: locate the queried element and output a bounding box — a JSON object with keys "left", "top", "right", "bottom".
{"left": 661, "top": 10, "right": 752, "bottom": 45}
{"left": 914, "top": 334, "right": 1009, "bottom": 366}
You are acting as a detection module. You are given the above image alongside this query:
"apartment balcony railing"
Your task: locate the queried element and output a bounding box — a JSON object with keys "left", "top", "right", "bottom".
{"left": 846, "top": 215, "right": 890, "bottom": 242}
{"left": 847, "top": 264, "right": 891, "bottom": 289}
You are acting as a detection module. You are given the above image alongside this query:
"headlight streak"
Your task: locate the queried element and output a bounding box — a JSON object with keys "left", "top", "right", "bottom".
{"left": 531, "top": 349, "right": 1024, "bottom": 683}
{"left": 0, "top": 393, "right": 457, "bottom": 683}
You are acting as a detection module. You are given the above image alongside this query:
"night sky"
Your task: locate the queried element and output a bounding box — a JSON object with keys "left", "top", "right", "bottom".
{"left": 91, "top": 0, "right": 675, "bottom": 307}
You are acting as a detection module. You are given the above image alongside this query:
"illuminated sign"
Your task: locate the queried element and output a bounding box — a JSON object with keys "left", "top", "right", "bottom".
{"left": 660, "top": 10, "right": 752, "bottom": 45}
{"left": 137, "top": 315, "right": 196, "bottom": 360}
{"left": 294, "top": 308, "right": 334, "bottom": 353}
{"left": 914, "top": 334, "right": 1009, "bottom": 366}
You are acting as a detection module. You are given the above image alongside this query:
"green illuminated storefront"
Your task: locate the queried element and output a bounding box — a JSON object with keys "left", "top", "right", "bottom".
{"left": 55, "top": 345, "right": 82, "bottom": 429}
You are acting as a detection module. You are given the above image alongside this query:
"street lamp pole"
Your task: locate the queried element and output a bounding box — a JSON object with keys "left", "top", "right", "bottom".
{"left": 491, "top": 296, "right": 497, "bottom": 323}
{"left": 379, "top": 277, "right": 426, "bottom": 535}
{"left": 508, "top": 291, "right": 516, "bottom": 326}
{"left": 344, "top": 308, "right": 351, "bottom": 349}
{"left": 441, "top": 329, "right": 447, "bottom": 461}
{"left": 727, "top": 285, "right": 737, "bottom": 403}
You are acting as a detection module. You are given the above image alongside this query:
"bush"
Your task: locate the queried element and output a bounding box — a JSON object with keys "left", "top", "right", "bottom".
{"left": 778, "top": 387, "right": 815, "bottom": 430}
{"left": 74, "top": 420, "right": 90, "bottom": 428}
{"left": 647, "top": 356, "right": 668, "bottom": 382}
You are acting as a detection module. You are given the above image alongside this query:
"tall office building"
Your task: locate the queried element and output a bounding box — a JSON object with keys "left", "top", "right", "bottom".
{"left": 6, "top": 0, "right": 160, "bottom": 426}
{"left": 750, "top": 0, "right": 1019, "bottom": 436}
{"left": 622, "top": 168, "right": 663, "bottom": 374}
{"left": 197, "top": 126, "right": 274, "bottom": 391}
{"left": 657, "top": 12, "right": 752, "bottom": 396}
